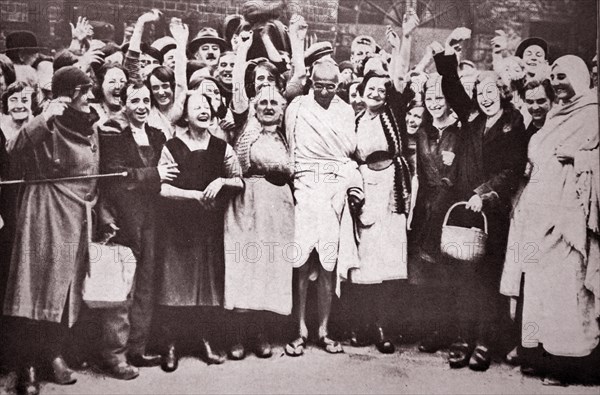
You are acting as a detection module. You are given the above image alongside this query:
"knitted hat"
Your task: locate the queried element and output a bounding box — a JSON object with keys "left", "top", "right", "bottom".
{"left": 52, "top": 66, "right": 93, "bottom": 98}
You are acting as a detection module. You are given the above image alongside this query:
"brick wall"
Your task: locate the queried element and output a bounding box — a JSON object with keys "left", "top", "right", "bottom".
{"left": 470, "top": 0, "right": 597, "bottom": 68}
{"left": 1, "top": 0, "right": 595, "bottom": 64}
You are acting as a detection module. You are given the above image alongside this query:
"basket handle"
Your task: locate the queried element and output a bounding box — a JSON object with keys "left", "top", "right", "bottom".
{"left": 442, "top": 201, "right": 488, "bottom": 234}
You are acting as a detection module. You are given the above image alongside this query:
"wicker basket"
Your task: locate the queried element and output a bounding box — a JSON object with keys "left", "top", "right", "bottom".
{"left": 440, "top": 202, "right": 488, "bottom": 263}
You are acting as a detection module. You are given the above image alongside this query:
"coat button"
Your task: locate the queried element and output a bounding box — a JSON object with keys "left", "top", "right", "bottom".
{"left": 90, "top": 144, "right": 97, "bottom": 152}
{"left": 84, "top": 193, "right": 94, "bottom": 201}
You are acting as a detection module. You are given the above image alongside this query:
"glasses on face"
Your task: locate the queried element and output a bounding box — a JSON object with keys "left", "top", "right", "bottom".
{"left": 313, "top": 83, "right": 337, "bottom": 92}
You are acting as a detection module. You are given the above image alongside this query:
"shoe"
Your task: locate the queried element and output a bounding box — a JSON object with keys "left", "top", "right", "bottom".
{"left": 17, "top": 366, "right": 40, "bottom": 395}
{"left": 50, "top": 356, "right": 77, "bottom": 385}
{"left": 373, "top": 326, "right": 395, "bottom": 354}
{"left": 253, "top": 338, "right": 272, "bottom": 359}
{"left": 469, "top": 344, "right": 491, "bottom": 372}
{"left": 350, "top": 328, "right": 370, "bottom": 347}
{"left": 161, "top": 343, "right": 178, "bottom": 373}
{"left": 520, "top": 365, "right": 539, "bottom": 376}
{"left": 505, "top": 346, "right": 520, "bottom": 366}
{"left": 127, "top": 352, "right": 162, "bottom": 368}
{"left": 448, "top": 340, "right": 472, "bottom": 369}
{"left": 418, "top": 331, "right": 445, "bottom": 353}
{"left": 200, "top": 339, "right": 225, "bottom": 365}
{"left": 105, "top": 361, "right": 139, "bottom": 380}
{"left": 542, "top": 375, "right": 567, "bottom": 386}
{"left": 227, "top": 343, "right": 246, "bottom": 361}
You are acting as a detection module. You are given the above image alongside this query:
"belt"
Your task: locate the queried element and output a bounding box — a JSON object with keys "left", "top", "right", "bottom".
{"left": 358, "top": 151, "right": 394, "bottom": 171}
{"left": 246, "top": 172, "right": 291, "bottom": 187}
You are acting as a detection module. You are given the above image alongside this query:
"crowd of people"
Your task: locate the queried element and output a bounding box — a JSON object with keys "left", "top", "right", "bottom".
{"left": 0, "top": 2, "right": 598, "bottom": 394}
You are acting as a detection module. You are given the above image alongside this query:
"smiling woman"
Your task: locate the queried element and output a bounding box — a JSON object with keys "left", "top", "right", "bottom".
{"left": 1, "top": 82, "right": 38, "bottom": 150}
{"left": 155, "top": 90, "right": 243, "bottom": 371}
{"left": 434, "top": 46, "right": 527, "bottom": 372}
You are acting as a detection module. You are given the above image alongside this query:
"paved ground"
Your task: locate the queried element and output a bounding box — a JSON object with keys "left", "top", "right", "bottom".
{"left": 1, "top": 343, "right": 598, "bottom": 395}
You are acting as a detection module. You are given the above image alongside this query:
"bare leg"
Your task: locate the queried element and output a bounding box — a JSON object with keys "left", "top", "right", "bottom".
{"left": 297, "top": 263, "right": 310, "bottom": 339}
{"left": 316, "top": 264, "right": 334, "bottom": 339}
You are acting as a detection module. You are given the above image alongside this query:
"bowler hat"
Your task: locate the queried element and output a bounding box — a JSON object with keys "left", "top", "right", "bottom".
{"left": 3, "top": 31, "right": 45, "bottom": 53}
{"left": 188, "top": 28, "right": 227, "bottom": 56}
{"left": 515, "top": 37, "right": 549, "bottom": 60}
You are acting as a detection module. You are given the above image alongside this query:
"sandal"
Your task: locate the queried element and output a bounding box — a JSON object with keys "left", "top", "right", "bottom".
{"left": 285, "top": 336, "right": 307, "bottom": 357}
{"left": 469, "top": 344, "right": 491, "bottom": 372}
{"left": 448, "top": 340, "right": 472, "bottom": 369}
{"left": 317, "top": 336, "right": 344, "bottom": 354}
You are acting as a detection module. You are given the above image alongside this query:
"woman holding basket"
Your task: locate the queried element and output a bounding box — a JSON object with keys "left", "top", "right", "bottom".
{"left": 432, "top": 37, "right": 527, "bottom": 371}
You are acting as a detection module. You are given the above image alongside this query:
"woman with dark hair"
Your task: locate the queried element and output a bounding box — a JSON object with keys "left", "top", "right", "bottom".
{"left": 342, "top": 17, "right": 420, "bottom": 353}
{"left": 344, "top": 69, "right": 413, "bottom": 354}
{"left": 408, "top": 72, "right": 462, "bottom": 354}
{"left": 0, "top": 59, "right": 21, "bottom": 371}
{"left": 1, "top": 82, "right": 39, "bottom": 151}
{"left": 231, "top": 19, "right": 307, "bottom": 121}
{"left": 122, "top": 14, "right": 188, "bottom": 139}
{"left": 90, "top": 62, "right": 128, "bottom": 123}
{"left": 156, "top": 90, "right": 243, "bottom": 372}
{"left": 433, "top": 39, "right": 527, "bottom": 372}
{"left": 145, "top": 21, "right": 188, "bottom": 139}
{"left": 188, "top": 76, "right": 234, "bottom": 143}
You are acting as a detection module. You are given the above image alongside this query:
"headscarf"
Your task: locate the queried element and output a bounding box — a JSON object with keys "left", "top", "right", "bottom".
{"left": 551, "top": 55, "right": 592, "bottom": 98}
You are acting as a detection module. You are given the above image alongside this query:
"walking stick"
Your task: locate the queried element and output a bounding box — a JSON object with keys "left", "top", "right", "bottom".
{"left": 0, "top": 171, "right": 128, "bottom": 186}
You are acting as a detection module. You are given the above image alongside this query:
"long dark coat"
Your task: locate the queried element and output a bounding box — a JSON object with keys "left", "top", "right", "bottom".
{"left": 3, "top": 108, "right": 100, "bottom": 326}
{"left": 409, "top": 120, "right": 461, "bottom": 284}
{"left": 435, "top": 53, "right": 527, "bottom": 272}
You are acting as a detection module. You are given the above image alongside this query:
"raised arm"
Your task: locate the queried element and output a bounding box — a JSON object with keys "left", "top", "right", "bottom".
{"left": 231, "top": 30, "right": 254, "bottom": 115}
{"left": 431, "top": 39, "right": 472, "bottom": 125}
{"left": 413, "top": 44, "right": 434, "bottom": 74}
{"left": 167, "top": 19, "right": 189, "bottom": 123}
{"left": 68, "top": 16, "right": 93, "bottom": 55}
{"left": 490, "top": 30, "right": 509, "bottom": 72}
{"left": 260, "top": 27, "right": 284, "bottom": 68}
{"left": 124, "top": 10, "right": 161, "bottom": 85}
{"left": 393, "top": 11, "right": 420, "bottom": 92}
{"left": 284, "top": 14, "right": 308, "bottom": 101}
